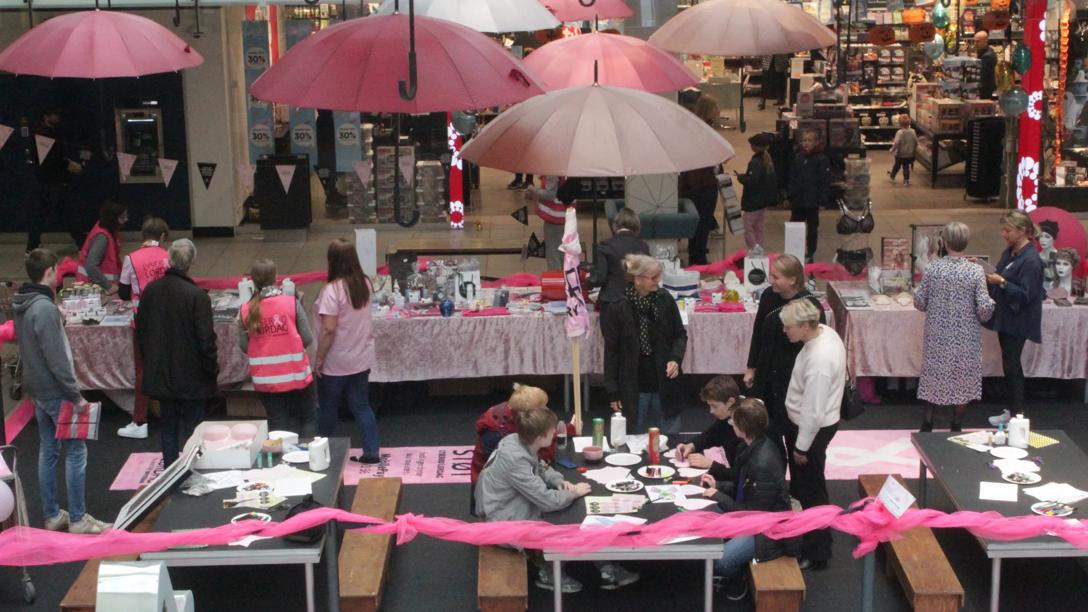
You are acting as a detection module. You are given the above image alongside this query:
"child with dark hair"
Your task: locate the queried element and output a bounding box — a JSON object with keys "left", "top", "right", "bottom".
{"left": 675, "top": 375, "right": 744, "bottom": 478}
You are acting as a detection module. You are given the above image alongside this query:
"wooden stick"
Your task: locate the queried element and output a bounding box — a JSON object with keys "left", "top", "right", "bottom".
{"left": 571, "top": 338, "right": 582, "bottom": 436}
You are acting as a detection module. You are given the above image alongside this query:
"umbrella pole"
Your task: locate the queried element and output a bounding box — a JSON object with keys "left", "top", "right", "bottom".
{"left": 571, "top": 338, "right": 582, "bottom": 435}
{"left": 392, "top": 113, "right": 419, "bottom": 228}
{"left": 591, "top": 194, "right": 598, "bottom": 264}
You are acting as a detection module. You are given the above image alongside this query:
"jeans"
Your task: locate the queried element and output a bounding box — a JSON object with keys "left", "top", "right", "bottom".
{"left": 743, "top": 209, "right": 766, "bottom": 249}
{"left": 715, "top": 535, "right": 756, "bottom": 578}
{"left": 999, "top": 332, "right": 1027, "bottom": 415}
{"left": 790, "top": 207, "right": 820, "bottom": 259}
{"left": 159, "top": 398, "right": 205, "bottom": 468}
{"left": 132, "top": 331, "right": 148, "bottom": 425}
{"left": 786, "top": 421, "right": 839, "bottom": 562}
{"left": 34, "top": 398, "right": 87, "bottom": 522}
{"left": 637, "top": 393, "right": 680, "bottom": 437}
{"left": 259, "top": 382, "right": 317, "bottom": 439}
{"left": 317, "top": 369, "right": 380, "bottom": 458}
{"left": 890, "top": 156, "right": 914, "bottom": 181}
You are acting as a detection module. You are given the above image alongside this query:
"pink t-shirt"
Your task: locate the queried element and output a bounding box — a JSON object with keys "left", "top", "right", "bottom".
{"left": 313, "top": 279, "right": 375, "bottom": 376}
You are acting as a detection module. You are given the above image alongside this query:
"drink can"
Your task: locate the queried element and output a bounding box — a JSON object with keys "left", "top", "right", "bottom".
{"left": 648, "top": 427, "right": 661, "bottom": 464}
{"left": 592, "top": 418, "right": 605, "bottom": 447}
{"left": 556, "top": 421, "right": 568, "bottom": 448}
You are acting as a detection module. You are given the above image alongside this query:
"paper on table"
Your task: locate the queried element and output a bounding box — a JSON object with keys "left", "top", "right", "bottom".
{"left": 199, "top": 470, "right": 245, "bottom": 490}
{"left": 979, "top": 481, "right": 1019, "bottom": 502}
{"left": 273, "top": 477, "right": 313, "bottom": 497}
{"left": 876, "top": 475, "right": 916, "bottom": 518}
{"left": 243, "top": 464, "right": 325, "bottom": 484}
{"left": 228, "top": 535, "right": 272, "bottom": 548}
{"left": 992, "top": 458, "right": 1040, "bottom": 474}
{"left": 99, "top": 314, "right": 133, "bottom": 326}
{"left": 573, "top": 437, "right": 611, "bottom": 452}
{"left": 678, "top": 467, "right": 708, "bottom": 478}
{"left": 966, "top": 444, "right": 993, "bottom": 453}
{"left": 646, "top": 485, "right": 681, "bottom": 503}
{"left": 676, "top": 498, "right": 718, "bottom": 511}
{"left": 948, "top": 431, "right": 993, "bottom": 447}
{"left": 1023, "top": 483, "right": 1088, "bottom": 504}
{"left": 580, "top": 515, "right": 648, "bottom": 530}
{"left": 676, "top": 484, "right": 706, "bottom": 497}
{"left": 582, "top": 466, "right": 632, "bottom": 485}
{"left": 584, "top": 495, "right": 644, "bottom": 515}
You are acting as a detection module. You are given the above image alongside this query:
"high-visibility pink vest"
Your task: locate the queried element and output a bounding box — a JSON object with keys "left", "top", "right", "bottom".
{"left": 535, "top": 177, "right": 569, "bottom": 225}
{"left": 240, "top": 294, "right": 313, "bottom": 393}
{"left": 129, "top": 243, "right": 170, "bottom": 310}
{"left": 76, "top": 223, "right": 121, "bottom": 284}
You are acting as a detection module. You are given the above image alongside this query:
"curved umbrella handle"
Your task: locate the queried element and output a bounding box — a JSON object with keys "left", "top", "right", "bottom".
{"left": 579, "top": 0, "right": 596, "bottom": 7}
{"left": 398, "top": 0, "right": 418, "bottom": 101}
{"left": 173, "top": 0, "right": 181, "bottom": 26}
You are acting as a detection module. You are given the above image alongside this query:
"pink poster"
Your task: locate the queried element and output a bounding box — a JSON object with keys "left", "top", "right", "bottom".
{"left": 342, "top": 445, "right": 474, "bottom": 486}
{"left": 110, "top": 452, "right": 164, "bottom": 491}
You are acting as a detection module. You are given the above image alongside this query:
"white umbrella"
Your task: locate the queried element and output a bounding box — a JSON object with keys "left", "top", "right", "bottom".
{"left": 649, "top": 0, "right": 837, "bottom": 56}
{"left": 375, "top": 0, "right": 560, "bottom": 33}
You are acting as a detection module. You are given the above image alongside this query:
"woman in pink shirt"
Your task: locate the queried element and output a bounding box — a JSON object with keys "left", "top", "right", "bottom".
{"left": 314, "top": 239, "right": 379, "bottom": 462}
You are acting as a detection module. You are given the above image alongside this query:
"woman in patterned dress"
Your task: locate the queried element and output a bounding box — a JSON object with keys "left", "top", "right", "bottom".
{"left": 914, "top": 222, "right": 995, "bottom": 432}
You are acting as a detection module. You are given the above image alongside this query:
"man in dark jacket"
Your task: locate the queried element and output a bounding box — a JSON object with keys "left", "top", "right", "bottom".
{"left": 787, "top": 130, "right": 831, "bottom": 262}
{"left": 975, "top": 31, "right": 998, "bottom": 100}
{"left": 602, "top": 255, "right": 687, "bottom": 434}
{"left": 28, "top": 107, "right": 85, "bottom": 252}
{"left": 135, "top": 238, "right": 218, "bottom": 466}
{"left": 588, "top": 207, "right": 650, "bottom": 313}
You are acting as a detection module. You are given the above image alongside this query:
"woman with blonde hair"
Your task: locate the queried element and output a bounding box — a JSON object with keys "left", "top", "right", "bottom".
{"left": 238, "top": 258, "right": 317, "bottom": 437}
{"left": 984, "top": 211, "right": 1045, "bottom": 426}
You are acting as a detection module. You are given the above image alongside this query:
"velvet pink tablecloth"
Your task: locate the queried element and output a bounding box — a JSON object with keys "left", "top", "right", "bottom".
{"left": 827, "top": 282, "right": 1088, "bottom": 379}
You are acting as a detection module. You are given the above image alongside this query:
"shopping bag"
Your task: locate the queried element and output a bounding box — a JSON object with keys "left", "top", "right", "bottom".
{"left": 55, "top": 401, "right": 101, "bottom": 440}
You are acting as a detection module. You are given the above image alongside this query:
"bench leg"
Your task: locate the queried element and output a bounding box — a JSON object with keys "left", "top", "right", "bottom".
{"left": 704, "top": 559, "right": 714, "bottom": 612}
{"left": 990, "top": 558, "right": 1001, "bottom": 612}
{"left": 553, "top": 560, "right": 564, "bottom": 612}
{"left": 861, "top": 551, "right": 875, "bottom": 612}
{"left": 325, "top": 521, "right": 341, "bottom": 612}
{"left": 305, "top": 562, "right": 316, "bottom": 612}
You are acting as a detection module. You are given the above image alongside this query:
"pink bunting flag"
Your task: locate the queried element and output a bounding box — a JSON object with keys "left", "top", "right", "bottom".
{"left": 0, "top": 124, "right": 12, "bottom": 151}
{"left": 117, "top": 152, "right": 136, "bottom": 180}
{"left": 275, "top": 164, "right": 296, "bottom": 193}
{"left": 353, "top": 160, "right": 372, "bottom": 187}
{"left": 398, "top": 155, "right": 414, "bottom": 184}
{"left": 158, "top": 158, "right": 178, "bottom": 188}
{"left": 559, "top": 207, "right": 588, "bottom": 338}
{"left": 34, "top": 134, "right": 54, "bottom": 163}
{"left": 236, "top": 163, "right": 255, "bottom": 194}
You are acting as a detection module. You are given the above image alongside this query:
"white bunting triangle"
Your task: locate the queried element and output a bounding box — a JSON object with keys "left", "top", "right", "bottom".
{"left": 158, "top": 158, "right": 178, "bottom": 188}
{"left": 275, "top": 164, "right": 296, "bottom": 193}
{"left": 0, "top": 124, "right": 12, "bottom": 151}
{"left": 398, "top": 155, "right": 414, "bottom": 184}
{"left": 353, "top": 160, "right": 372, "bottom": 187}
{"left": 35, "top": 134, "right": 55, "bottom": 163}
{"left": 117, "top": 152, "right": 137, "bottom": 180}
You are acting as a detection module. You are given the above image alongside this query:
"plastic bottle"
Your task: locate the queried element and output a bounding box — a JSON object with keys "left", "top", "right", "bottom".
{"left": 1008, "top": 413, "right": 1030, "bottom": 449}
{"left": 282, "top": 277, "right": 295, "bottom": 296}
{"left": 993, "top": 424, "right": 1007, "bottom": 446}
{"left": 610, "top": 412, "right": 627, "bottom": 448}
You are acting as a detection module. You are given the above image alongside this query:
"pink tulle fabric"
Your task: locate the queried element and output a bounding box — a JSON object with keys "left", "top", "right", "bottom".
{"left": 684, "top": 249, "right": 867, "bottom": 282}
{"left": 482, "top": 272, "right": 541, "bottom": 288}
{"left": 3, "top": 500, "right": 1088, "bottom": 567}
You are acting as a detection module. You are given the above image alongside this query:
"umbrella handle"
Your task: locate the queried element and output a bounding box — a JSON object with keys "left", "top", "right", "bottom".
{"left": 172, "top": 0, "right": 181, "bottom": 26}
{"left": 398, "top": 0, "right": 418, "bottom": 101}
{"left": 579, "top": 0, "right": 596, "bottom": 7}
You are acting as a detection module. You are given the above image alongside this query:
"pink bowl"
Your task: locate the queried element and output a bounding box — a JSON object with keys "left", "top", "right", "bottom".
{"left": 202, "top": 424, "right": 230, "bottom": 442}
{"left": 582, "top": 446, "right": 604, "bottom": 463}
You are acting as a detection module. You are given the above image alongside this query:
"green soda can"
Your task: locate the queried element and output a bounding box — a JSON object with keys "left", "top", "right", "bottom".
{"left": 592, "top": 418, "right": 605, "bottom": 447}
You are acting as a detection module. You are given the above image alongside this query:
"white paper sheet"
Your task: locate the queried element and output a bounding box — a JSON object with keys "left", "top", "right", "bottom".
{"left": 678, "top": 467, "right": 708, "bottom": 478}
{"left": 580, "top": 515, "right": 648, "bottom": 530}
{"left": 1023, "top": 483, "right": 1088, "bottom": 504}
{"left": 675, "top": 498, "right": 718, "bottom": 511}
{"left": 273, "top": 477, "right": 313, "bottom": 497}
{"left": 573, "top": 437, "right": 611, "bottom": 452}
{"left": 198, "top": 470, "right": 245, "bottom": 490}
{"left": 645, "top": 485, "right": 681, "bottom": 503}
{"left": 876, "top": 476, "right": 916, "bottom": 518}
{"left": 992, "top": 458, "right": 1040, "bottom": 474}
{"left": 582, "top": 467, "right": 632, "bottom": 485}
{"left": 979, "top": 481, "right": 1018, "bottom": 502}
{"left": 228, "top": 535, "right": 272, "bottom": 548}
{"left": 676, "top": 484, "right": 706, "bottom": 497}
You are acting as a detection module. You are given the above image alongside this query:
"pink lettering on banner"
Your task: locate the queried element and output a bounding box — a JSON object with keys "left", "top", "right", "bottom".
{"left": 343, "top": 446, "right": 473, "bottom": 486}
{"left": 110, "top": 452, "right": 165, "bottom": 491}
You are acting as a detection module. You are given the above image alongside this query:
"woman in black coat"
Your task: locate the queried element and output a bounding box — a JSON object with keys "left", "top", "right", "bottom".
{"left": 588, "top": 207, "right": 650, "bottom": 314}
{"left": 602, "top": 254, "right": 687, "bottom": 435}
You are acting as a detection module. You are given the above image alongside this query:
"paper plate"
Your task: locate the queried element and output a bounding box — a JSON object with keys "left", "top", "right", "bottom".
{"left": 231, "top": 512, "right": 272, "bottom": 524}
{"left": 605, "top": 479, "right": 645, "bottom": 493}
{"left": 236, "top": 480, "right": 273, "bottom": 494}
{"left": 637, "top": 465, "right": 676, "bottom": 480}
{"left": 1002, "top": 471, "right": 1042, "bottom": 485}
{"left": 1031, "top": 501, "right": 1074, "bottom": 517}
{"left": 990, "top": 447, "right": 1029, "bottom": 460}
{"left": 282, "top": 450, "right": 309, "bottom": 464}
{"left": 605, "top": 453, "right": 642, "bottom": 467}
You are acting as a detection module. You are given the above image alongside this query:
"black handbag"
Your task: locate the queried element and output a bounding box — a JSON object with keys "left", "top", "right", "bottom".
{"left": 284, "top": 495, "right": 325, "bottom": 544}
{"left": 841, "top": 383, "right": 865, "bottom": 420}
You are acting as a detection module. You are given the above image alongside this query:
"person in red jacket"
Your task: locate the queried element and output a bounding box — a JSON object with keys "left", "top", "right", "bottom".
{"left": 116, "top": 216, "right": 170, "bottom": 440}
{"left": 75, "top": 200, "right": 127, "bottom": 291}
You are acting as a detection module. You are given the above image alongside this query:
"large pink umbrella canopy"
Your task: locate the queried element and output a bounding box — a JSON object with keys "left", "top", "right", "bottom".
{"left": 542, "top": 0, "right": 634, "bottom": 22}
{"left": 461, "top": 84, "right": 735, "bottom": 176}
{"left": 375, "top": 0, "right": 560, "bottom": 33}
{"left": 649, "top": 0, "right": 837, "bottom": 57}
{"left": 524, "top": 32, "right": 698, "bottom": 93}
{"left": 0, "top": 10, "right": 202, "bottom": 78}
{"left": 250, "top": 13, "right": 544, "bottom": 114}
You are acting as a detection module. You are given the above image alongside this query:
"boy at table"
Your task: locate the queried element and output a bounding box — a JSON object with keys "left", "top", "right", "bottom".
{"left": 475, "top": 405, "right": 639, "bottom": 594}
{"left": 700, "top": 398, "right": 799, "bottom": 601}
{"left": 675, "top": 375, "right": 744, "bottom": 479}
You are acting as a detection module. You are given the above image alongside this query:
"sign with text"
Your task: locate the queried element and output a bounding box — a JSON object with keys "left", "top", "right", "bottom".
{"left": 342, "top": 446, "right": 473, "bottom": 485}
{"left": 242, "top": 21, "right": 274, "bottom": 166}
{"left": 286, "top": 20, "right": 318, "bottom": 161}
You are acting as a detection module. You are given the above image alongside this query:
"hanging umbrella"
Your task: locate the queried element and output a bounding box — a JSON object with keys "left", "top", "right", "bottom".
{"left": 524, "top": 32, "right": 698, "bottom": 93}
{"left": 648, "top": 0, "right": 837, "bottom": 56}
{"left": 461, "top": 84, "right": 734, "bottom": 176}
{"left": 542, "top": 0, "right": 634, "bottom": 22}
{"left": 0, "top": 10, "right": 202, "bottom": 78}
{"left": 250, "top": 13, "right": 544, "bottom": 114}
{"left": 375, "top": 0, "right": 560, "bottom": 33}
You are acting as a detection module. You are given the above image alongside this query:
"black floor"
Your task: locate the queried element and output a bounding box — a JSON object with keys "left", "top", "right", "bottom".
{"left": 1, "top": 379, "right": 1087, "bottom": 611}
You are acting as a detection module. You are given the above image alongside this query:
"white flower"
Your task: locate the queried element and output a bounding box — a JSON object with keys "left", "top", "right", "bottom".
{"left": 1041, "top": 20, "right": 1046, "bottom": 44}
{"left": 1027, "top": 90, "right": 1043, "bottom": 121}
{"left": 449, "top": 200, "right": 465, "bottom": 229}
{"left": 1016, "top": 156, "right": 1039, "bottom": 212}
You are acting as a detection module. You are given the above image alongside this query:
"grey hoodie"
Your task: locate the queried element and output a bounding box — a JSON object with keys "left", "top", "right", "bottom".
{"left": 475, "top": 433, "right": 576, "bottom": 522}
{"left": 12, "top": 284, "right": 82, "bottom": 403}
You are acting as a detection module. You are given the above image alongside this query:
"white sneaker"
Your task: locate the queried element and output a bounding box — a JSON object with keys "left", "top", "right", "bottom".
{"left": 599, "top": 563, "right": 640, "bottom": 590}
{"left": 69, "top": 513, "right": 111, "bottom": 535}
{"left": 117, "top": 422, "right": 148, "bottom": 439}
{"left": 44, "top": 509, "right": 69, "bottom": 531}
{"left": 988, "top": 411, "right": 1012, "bottom": 427}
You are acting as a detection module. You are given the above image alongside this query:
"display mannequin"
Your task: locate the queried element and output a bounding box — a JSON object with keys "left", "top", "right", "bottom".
{"left": 1037, "top": 220, "right": 1059, "bottom": 291}
{"left": 1053, "top": 248, "right": 1079, "bottom": 294}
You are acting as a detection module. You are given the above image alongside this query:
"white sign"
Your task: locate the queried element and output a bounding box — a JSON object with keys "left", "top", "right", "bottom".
{"left": 877, "top": 475, "right": 916, "bottom": 518}
{"left": 336, "top": 123, "right": 360, "bottom": 147}
{"left": 249, "top": 124, "right": 272, "bottom": 147}
{"left": 354, "top": 228, "right": 377, "bottom": 278}
{"left": 158, "top": 158, "right": 178, "bottom": 188}
{"left": 291, "top": 123, "right": 315, "bottom": 149}
{"left": 784, "top": 222, "right": 807, "bottom": 263}
{"left": 275, "top": 164, "right": 297, "bottom": 193}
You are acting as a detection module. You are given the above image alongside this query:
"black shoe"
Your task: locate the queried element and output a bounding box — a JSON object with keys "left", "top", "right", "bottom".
{"left": 920, "top": 420, "right": 933, "bottom": 433}
{"left": 950, "top": 421, "right": 963, "bottom": 433}
{"left": 724, "top": 578, "right": 748, "bottom": 601}
{"left": 506, "top": 179, "right": 522, "bottom": 190}
{"left": 351, "top": 455, "right": 381, "bottom": 464}
{"left": 799, "top": 559, "right": 828, "bottom": 571}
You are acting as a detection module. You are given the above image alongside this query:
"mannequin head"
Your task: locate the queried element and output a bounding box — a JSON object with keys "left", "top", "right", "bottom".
{"left": 1054, "top": 248, "right": 1080, "bottom": 283}
{"left": 1038, "top": 220, "right": 1059, "bottom": 252}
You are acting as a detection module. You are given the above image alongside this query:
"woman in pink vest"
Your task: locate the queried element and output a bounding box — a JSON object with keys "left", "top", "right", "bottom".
{"left": 76, "top": 200, "right": 126, "bottom": 290}
{"left": 240, "top": 258, "right": 317, "bottom": 438}
{"left": 525, "top": 176, "right": 575, "bottom": 271}
{"left": 116, "top": 216, "right": 170, "bottom": 440}
{"left": 314, "top": 239, "right": 379, "bottom": 463}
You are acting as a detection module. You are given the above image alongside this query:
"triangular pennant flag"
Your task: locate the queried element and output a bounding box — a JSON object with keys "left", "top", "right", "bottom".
{"left": 236, "top": 163, "right": 255, "bottom": 194}
{"left": 0, "top": 124, "right": 12, "bottom": 151}
{"left": 525, "top": 232, "right": 546, "bottom": 259}
{"left": 117, "top": 152, "right": 137, "bottom": 180}
{"left": 35, "top": 134, "right": 55, "bottom": 163}
{"left": 158, "top": 158, "right": 178, "bottom": 188}
{"left": 197, "top": 162, "right": 217, "bottom": 189}
{"left": 275, "top": 164, "right": 296, "bottom": 193}
{"left": 353, "top": 160, "right": 372, "bottom": 187}
{"left": 511, "top": 205, "right": 529, "bottom": 226}
{"left": 398, "top": 155, "right": 414, "bottom": 184}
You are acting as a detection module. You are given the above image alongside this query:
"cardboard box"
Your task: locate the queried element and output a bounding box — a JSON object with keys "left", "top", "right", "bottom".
{"left": 97, "top": 561, "right": 179, "bottom": 612}
{"left": 191, "top": 420, "right": 268, "bottom": 470}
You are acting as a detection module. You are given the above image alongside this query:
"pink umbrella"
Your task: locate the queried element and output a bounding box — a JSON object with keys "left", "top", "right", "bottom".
{"left": 649, "top": 0, "right": 837, "bottom": 57}
{"left": 250, "top": 13, "right": 544, "bottom": 114}
{"left": 0, "top": 10, "right": 202, "bottom": 78}
{"left": 524, "top": 32, "right": 698, "bottom": 93}
{"left": 542, "top": 0, "right": 634, "bottom": 22}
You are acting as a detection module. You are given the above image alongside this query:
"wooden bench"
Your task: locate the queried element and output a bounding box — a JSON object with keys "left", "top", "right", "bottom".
{"left": 858, "top": 474, "right": 964, "bottom": 612}
{"left": 339, "top": 477, "right": 403, "bottom": 612}
{"left": 60, "top": 500, "right": 167, "bottom": 611}
{"left": 750, "top": 555, "right": 806, "bottom": 612}
{"left": 477, "top": 545, "right": 527, "bottom": 612}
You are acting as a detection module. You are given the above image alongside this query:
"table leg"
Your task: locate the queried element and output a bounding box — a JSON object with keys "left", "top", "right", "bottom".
{"left": 305, "top": 562, "right": 316, "bottom": 612}
{"left": 553, "top": 560, "right": 563, "bottom": 612}
{"left": 325, "top": 522, "right": 341, "bottom": 612}
{"left": 917, "top": 461, "right": 928, "bottom": 507}
{"left": 704, "top": 559, "right": 714, "bottom": 612}
{"left": 861, "top": 551, "right": 875, "bottom": 612}
{"left": 990, "top": 558, "right": 1001, "bottom": 612}
{"left": 582, "top": 374, "right": 590, "bottom": 419}
{"left": 931, "top": 140, "right": 938, "bottom": 189}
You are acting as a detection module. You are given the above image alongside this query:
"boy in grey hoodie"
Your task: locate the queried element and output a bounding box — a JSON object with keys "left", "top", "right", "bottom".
{"left": 13, "top": 249, "right": 110, "bottom": 534}
{"left": 475, "top": 404, "right": 639, "bottom": 594}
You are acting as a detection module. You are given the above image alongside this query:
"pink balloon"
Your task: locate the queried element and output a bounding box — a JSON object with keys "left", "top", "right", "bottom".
{"left": 0, "top": 481, "right": 14, "bottom": 523}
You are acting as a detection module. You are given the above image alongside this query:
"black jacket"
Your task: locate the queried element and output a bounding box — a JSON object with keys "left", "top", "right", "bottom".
{"left": 601, "top": 287, "right": 687, "bottom": 419}
{"left": 787, "top": 148, "right": 831, "bottom": 210}
{"left": 589, "top": 232, "right": 650, "bottom": 305}
{"left": 690, "top": 417, "right": 742, "bottom": 481}
{"left": 747, "top": 290, "right": 825, "bottom": 416}
{"left": 737, "top": 154, "right": 777, "bottom": 211}
{"left": 135, "top": 268, "right": 219, "bottom": 400}
{"left": 978, "top": 46, "right": 998, "bottom": 99}
{"left": 709, "top": 435, "right": 801, "bottom": 562}
{"left": 984, "top": 243, "right": 1044, "bottom": 343}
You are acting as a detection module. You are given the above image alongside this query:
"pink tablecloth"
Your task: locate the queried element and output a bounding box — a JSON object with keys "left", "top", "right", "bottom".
{"left": 827, "top": 282, "right": 1088, "bottom": 379}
